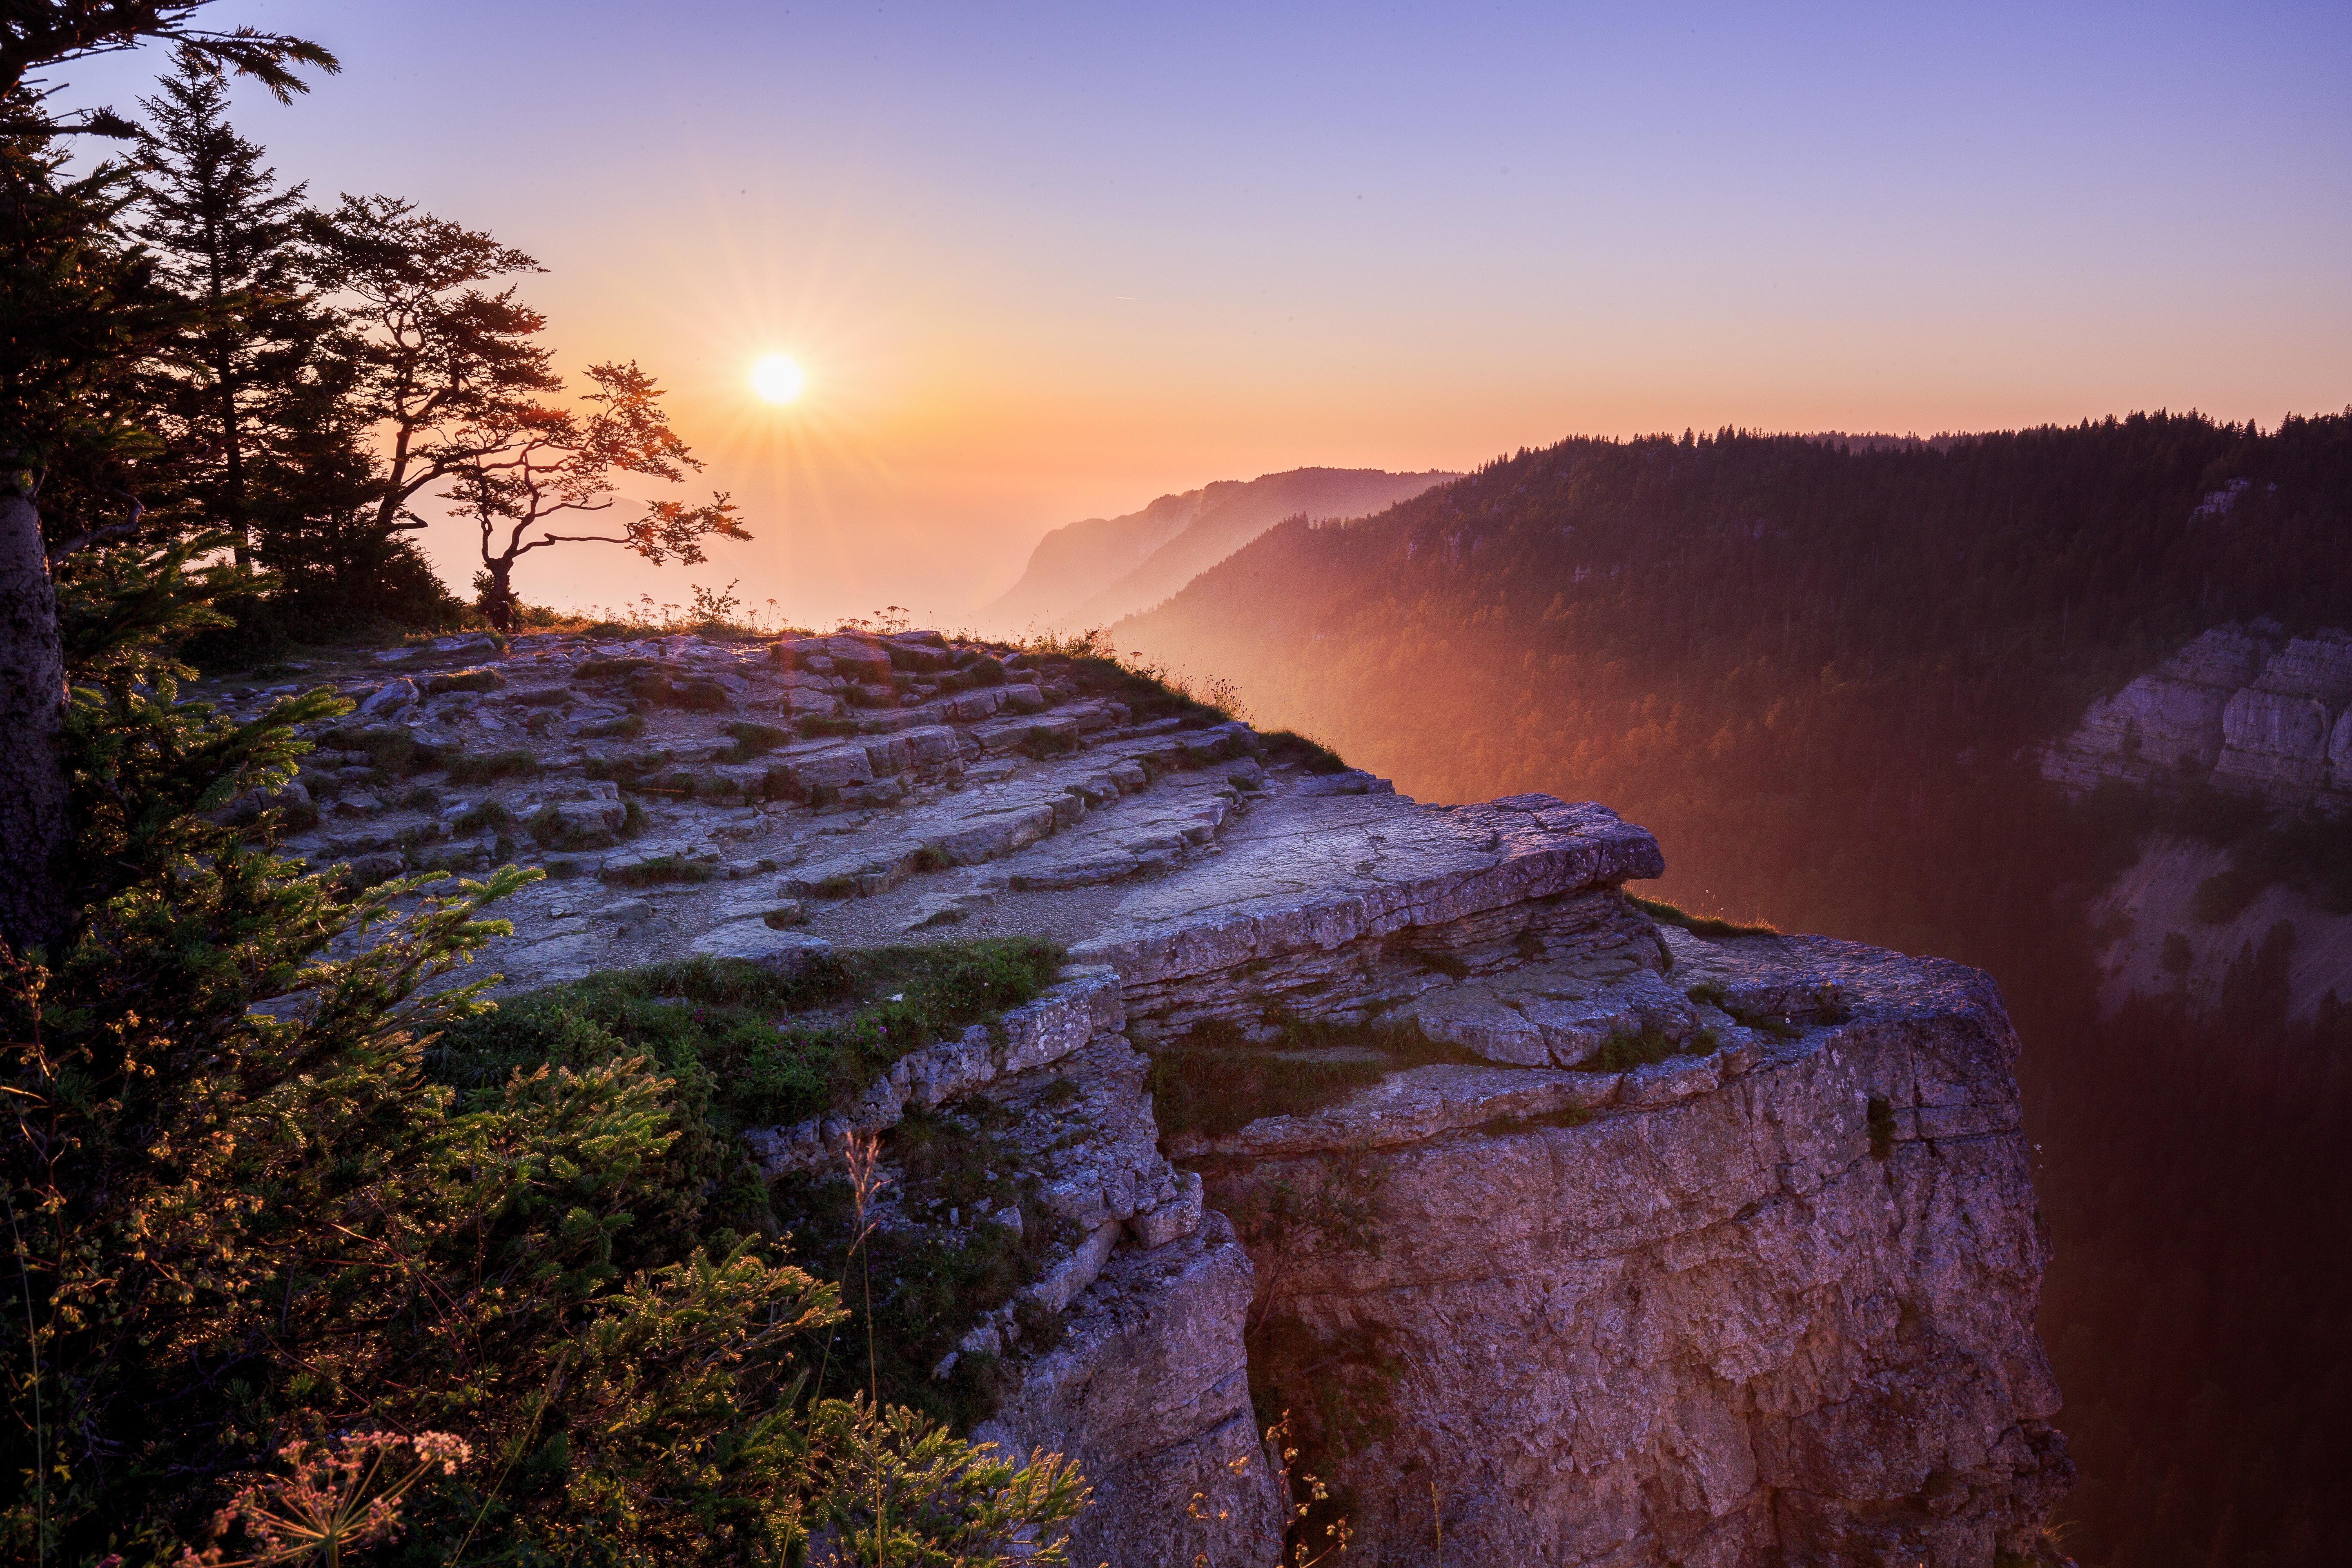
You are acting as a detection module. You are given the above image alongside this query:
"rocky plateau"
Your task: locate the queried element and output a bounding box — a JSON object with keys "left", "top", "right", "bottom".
{"left": 212, "top": 628, "right": 2070, "bottom": 1566}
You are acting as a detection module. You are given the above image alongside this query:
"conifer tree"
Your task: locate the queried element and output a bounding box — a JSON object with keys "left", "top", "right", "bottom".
{"left": 0, "top": 4, "right": 335, "bottom": 951}
{"left": 132, "top": 44, "right": 323, "bottom": 566}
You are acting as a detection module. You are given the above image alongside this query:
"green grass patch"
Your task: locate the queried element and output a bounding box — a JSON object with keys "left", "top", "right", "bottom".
{"left": 423, "top": 666, "right": 503, "bottom": 694}
{"left": 723, "top": 719, "right": 794, "bottom": 761}
{"left": 444, "top": 748, "right": 541, "bottom": 784}
{"left": 1145, "top": 1017, "right": 1463, "bottom": 1140}
{"left": 575, "top": 712, "right": 645, "bottom": 739}
{"left": 434, "top": 938, "right": 1067, "bottom": 1149}
{"left": 450, "top": 799, "right": 514, "bottom": 836}
{"left": 428, "top": 937, "right": 1070, "bottom": 1425}
{"left": 1627, "top": 893, "right": 1779, "bottom": 938}
{"left": 632, "top": 669, "right": 736, "bottom": 711}
{"left": 797, "top": 715, "right": 862, "bottom": 737}
{"left": 525, "top": 802, "right": 619, "bottom": 849}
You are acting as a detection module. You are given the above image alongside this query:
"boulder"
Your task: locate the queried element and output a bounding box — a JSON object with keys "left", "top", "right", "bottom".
{"left": 776, "top": 742, "right": 874, "bottom": 796}
{"left": 777, "top": 635, "right": 893, "bottom": 684}
{"left": 357, "top": 678, "right": 418, "bottom": 718}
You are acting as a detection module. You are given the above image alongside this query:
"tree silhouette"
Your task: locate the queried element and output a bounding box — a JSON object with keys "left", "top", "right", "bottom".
{"left": 445, "top": 360, "right": 746, "bottom": 633}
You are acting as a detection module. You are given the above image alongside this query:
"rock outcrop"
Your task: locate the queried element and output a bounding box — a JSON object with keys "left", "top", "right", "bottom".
{"left": 2043, "top": 621, "right": 2352, "bottom": 808}
{"left": 211, "top": 628, "right": 2069, "bottom": 1565}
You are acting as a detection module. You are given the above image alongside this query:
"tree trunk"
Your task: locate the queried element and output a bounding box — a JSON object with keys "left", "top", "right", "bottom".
{"left": 483, "top": 558, "right": 517, "bottom": 635}
{"left": 215, "top": 335, "right": 248, "bottom": 567}
{"left": 0, "top": 486, "right": 70, "bottom": 957}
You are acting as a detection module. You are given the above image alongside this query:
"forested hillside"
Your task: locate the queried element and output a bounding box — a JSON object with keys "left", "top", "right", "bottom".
{"left": 1120, "top": 412, "right": 2352, "bottom": 1568}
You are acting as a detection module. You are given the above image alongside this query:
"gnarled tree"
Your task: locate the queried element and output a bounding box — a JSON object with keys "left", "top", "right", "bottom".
{"left": 302, "top": 192, "right": 554, "bottom": 536}
{"left": 447, "top": 359, "right": 746, "bottom": 632}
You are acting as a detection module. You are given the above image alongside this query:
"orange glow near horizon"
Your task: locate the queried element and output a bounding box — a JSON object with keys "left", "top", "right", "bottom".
{"left": 60, "top": 2, "right": 2343, "bottom": 634}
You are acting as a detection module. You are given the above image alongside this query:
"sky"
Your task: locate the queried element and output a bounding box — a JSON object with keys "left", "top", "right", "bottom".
{"left": 53, "top": 0, "right": 2352, "bottom": 629}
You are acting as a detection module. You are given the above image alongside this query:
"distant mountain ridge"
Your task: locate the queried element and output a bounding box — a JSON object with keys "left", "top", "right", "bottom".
{"left": 976, "top": 466, "right": 1456, "bottom": 634}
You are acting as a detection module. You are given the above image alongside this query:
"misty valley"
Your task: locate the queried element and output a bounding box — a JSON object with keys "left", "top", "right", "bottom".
{"left": 3, "top": 6, "right": 2346, "bottom": 1568}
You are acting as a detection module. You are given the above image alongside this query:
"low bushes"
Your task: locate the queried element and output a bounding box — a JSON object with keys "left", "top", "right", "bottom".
{"left": 444, "top": 748, "right": 541, "bottom": 783}
{"left": 1145, "top": 1017, "right": 1461, "bottom": 1139}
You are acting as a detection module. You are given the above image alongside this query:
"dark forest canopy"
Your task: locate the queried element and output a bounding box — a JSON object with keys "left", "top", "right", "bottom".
{"left": 1123, "top": 409, "right": 2352, "bottom": 1568}
{"left": 1130, "top": 412, "right": 2352, "bottom": 809}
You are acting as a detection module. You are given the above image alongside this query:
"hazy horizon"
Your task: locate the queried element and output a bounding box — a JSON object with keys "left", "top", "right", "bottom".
{"left": 53, "top": 0, "right": 2351, "bottom": 628}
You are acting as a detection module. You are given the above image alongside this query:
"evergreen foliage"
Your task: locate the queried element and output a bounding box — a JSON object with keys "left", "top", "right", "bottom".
{"left": 2, "top": 10, "right": 1084, "bottom": 1562}
{"left": 3, "top": 518, "right": 1089, "bottom": 1568}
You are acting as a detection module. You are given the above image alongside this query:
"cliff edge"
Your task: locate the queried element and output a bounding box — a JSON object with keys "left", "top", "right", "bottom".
{"left": 221, "top": 629, "right": 2070, "bottom": 1565}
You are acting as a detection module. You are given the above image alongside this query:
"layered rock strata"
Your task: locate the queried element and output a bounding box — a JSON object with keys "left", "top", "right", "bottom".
{"left": 216, "top": 630, "right": 2068, "bottom": 1564}
{"left": 731, "top": 773, "right": 2067, "bottom": 1564}
{"left": 1193, "top": 927, "right": 2071, "bottom": 1566}
{"left": 2043, "top": 621, "right": 2352, "bottom": 808}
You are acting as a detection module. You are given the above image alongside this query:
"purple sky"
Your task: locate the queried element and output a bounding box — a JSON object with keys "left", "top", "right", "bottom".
{"left": 56, "top": 0, "right": 2352, "bottom": 627}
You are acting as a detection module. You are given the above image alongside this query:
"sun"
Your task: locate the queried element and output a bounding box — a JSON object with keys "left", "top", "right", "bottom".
{"left": 750, "top": 354, "right": 806, "bottom": 404}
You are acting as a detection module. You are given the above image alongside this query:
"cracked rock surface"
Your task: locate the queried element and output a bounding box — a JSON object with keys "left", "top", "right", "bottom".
{"left": 213, "top": 629, "right": 2068, "bottom": 1566}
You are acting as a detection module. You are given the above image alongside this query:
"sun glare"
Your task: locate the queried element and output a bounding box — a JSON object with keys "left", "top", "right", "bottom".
{"left": 751, "top": 354, "right": 806, "bottom": 404}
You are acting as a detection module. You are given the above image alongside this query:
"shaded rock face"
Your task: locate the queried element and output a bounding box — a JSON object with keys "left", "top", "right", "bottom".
{"left": 2044, "top": 622, "right": 2352, "bottom": 808}
{"left": 1200, "top": 930, "right": 2069, "bottom": 1567}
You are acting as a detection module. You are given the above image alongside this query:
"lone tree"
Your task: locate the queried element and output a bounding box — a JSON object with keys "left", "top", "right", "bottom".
{"left": 446, "top": 359, "right": 746, "bottom": 632}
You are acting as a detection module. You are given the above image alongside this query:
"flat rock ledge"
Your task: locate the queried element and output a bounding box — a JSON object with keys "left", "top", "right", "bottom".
{"left": 221, "top": 633, "right": 2067, "bottom": 1565}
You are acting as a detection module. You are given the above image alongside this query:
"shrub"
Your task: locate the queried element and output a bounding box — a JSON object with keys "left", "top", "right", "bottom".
{"left": 444, "top": 748, "right": 541, "bottom": 783}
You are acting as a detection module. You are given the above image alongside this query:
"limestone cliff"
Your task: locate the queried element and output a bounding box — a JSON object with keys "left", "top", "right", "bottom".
{"left": 2040, "top": 621, "right": 2352, "bottom": 1024}
{"left": 220, "top": 628, "right": 2069, "bottom": 1566}
{"left": 2042, "top": 621, "right": 2352, "bottom": 808}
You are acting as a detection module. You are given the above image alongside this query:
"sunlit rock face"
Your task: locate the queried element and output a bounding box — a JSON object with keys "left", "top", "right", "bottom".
{"left": 2045, "top": 624, "right": 2352, "bottom": 807}
{"left": 2213, "top": 630, "right": 2352, "bottom": 799}
{"left": 212, "top": 629, "right": 2070, "bottom": 1565}
{"left": 1194, "top": 927, "right": 2071, "bottom": 1567}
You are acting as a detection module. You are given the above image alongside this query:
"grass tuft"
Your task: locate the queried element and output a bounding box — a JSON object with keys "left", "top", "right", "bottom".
{"left": 1627, "top": 892, "right": 1779, "bottom": 938}
{"left": 445, "top": 748, "right": 542, "bottom": 784}
{"left": 1145, "top": 1017, "right": 1467, "bottom": 1139}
